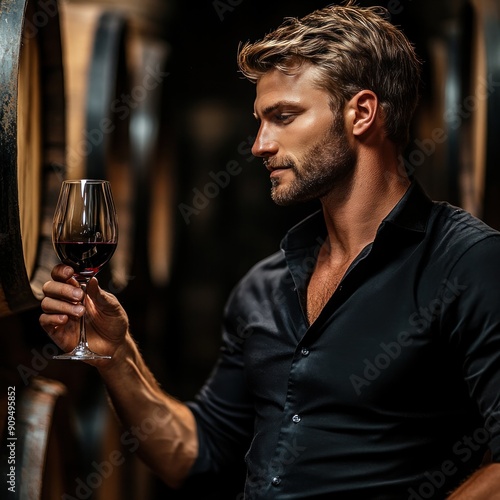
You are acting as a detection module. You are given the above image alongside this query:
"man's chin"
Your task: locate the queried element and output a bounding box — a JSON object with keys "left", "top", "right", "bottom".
{"left": 271, "top": 187, "right": 292, "bottom": 206}
{"left": 271, "top": 186, "right": 314, "bottom": 206}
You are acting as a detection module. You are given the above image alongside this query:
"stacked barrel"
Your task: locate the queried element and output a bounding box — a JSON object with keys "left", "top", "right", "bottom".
{"left": 1, "top": 0, "right": 500, "bottom": 498}
{"left": 0, "top": 0, "right": 174, "bottom": 498}
{"left": 411, "top": 0, "right": 500, "bottom": 228}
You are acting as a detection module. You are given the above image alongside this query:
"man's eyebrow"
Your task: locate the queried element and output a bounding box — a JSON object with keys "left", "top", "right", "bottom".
{"left": 253, "top": 100, "right": 301, "bottom": 119}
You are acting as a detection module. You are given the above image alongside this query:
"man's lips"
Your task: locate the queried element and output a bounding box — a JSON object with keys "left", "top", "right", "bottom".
{"left": 264, "top": 161, "right": 293, "bottom": 173}
{"left": 267, "top": 166, "right": 291, "bottom": 181}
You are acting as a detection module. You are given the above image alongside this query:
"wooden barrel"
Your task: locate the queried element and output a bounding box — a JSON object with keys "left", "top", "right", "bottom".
{"left": 459, "top": 0, "right": 500, "bottom": 228}
{"left": 61, "top": 4, "right": 134, "bottom": 291}
{"left": 0, "top": 0, "right": 65, "bottom": 316}
{"left": 62, "top": 1, "right": 176, "bottom": 289}
{"left": 62, "top": 2, "right": 177, "bottom": 290}
{"left": 411, "top": 18, "right": 463, "bottom": 205}
{"left": 15, "top": 377, "right": 82, "bottom": 499}
{"left": 129, "top": 37, "right": 175, "bottom": 288}
{"left": 64, "top": 0, "right": 173, "bottom": 38}
{"left": 84, "top": 10, "right": 135, "bottom": 291}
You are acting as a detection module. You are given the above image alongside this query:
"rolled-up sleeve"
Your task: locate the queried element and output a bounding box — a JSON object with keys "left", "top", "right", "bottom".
{"left": 186, "top": 286, "right": 255, "bottom": 478}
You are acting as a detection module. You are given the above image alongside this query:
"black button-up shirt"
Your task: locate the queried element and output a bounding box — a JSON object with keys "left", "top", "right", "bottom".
{"left": 187, "top": 182, "right": 500, "bottom": 499}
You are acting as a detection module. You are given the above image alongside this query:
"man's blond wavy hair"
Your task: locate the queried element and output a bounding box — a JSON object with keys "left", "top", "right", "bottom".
{"left": 237, "top": 1, "right": 422, "bottom": 149}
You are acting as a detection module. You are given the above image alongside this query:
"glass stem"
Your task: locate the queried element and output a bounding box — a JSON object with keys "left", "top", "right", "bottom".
{"left": 76, "top": 280, "right": 89, "bottom": 350}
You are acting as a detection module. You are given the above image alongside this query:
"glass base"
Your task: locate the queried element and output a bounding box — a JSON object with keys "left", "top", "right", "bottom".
{"left": 53, "top": 345, "right": 111, "bottom": 360}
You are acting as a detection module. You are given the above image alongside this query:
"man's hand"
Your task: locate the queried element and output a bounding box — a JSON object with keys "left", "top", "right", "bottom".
{"left": 447, "top": 463, "right": 500, "bottom": 499}
{"left": 39, "top": 264, "right": 129, "bottom": 365}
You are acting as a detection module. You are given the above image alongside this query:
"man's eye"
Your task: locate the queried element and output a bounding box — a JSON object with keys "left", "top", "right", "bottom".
{"left": 275, "top": 114, "right": 292, "bottom": 123}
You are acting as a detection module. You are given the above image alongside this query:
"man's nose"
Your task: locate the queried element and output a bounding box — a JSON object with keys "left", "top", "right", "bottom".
{"left": 251, "top": 124, "right": 279, "bottom": 158}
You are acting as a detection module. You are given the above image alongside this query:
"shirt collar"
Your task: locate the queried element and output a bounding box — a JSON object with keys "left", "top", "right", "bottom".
{"left": 281, "top": 180, "right": 433, "bottom": 253}
{"left": 381, "top": 180, "right": 433, "bottom": 233}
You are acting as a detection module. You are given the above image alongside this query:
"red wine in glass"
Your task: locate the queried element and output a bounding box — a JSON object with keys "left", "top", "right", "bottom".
{"left": 54, "top": 242, "right": 118, "bottom": 279}
{"left": 52, "top": 179, "right": 118, "bottom": 360}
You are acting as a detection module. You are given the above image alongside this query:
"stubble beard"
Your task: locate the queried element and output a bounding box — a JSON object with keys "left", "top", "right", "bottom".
{"left": 269, "top": 117, "right": 357, "bottom": 206}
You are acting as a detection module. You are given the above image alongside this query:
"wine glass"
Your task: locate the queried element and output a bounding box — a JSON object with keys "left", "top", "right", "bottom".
{"left": 52, "top": 179, "right": 118, "bottom": 360}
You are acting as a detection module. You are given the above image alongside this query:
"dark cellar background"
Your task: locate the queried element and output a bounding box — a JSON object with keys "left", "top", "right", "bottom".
{"left": 155, "top": 0, "right": 465, "bottom": 397}
{"left": 1, "top": 0, "right": 499, "bottom": 498}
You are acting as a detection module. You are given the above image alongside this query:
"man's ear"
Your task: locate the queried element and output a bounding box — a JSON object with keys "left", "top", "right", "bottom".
{"left": 345, "top": 90, "right": 379, "bottom": 137}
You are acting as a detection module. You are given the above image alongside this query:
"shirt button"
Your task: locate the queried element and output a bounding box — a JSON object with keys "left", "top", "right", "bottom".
{"left": 271, "top": 476, "right": 281, "bottom": 486}
{"left": 301, "top": 347, "right": 310, "bottom": 356}
{"left": 292, "top": 414, "right": 301, "bottom": 423}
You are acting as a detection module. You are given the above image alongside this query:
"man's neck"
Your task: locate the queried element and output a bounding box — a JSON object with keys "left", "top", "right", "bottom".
{"left": 319, "top": 163, "right": 410, "bottom": 263}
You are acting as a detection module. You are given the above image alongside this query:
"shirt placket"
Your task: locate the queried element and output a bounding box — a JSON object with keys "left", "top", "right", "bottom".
{"left": 262, "top": 244, "right": 374, "bottom": 496}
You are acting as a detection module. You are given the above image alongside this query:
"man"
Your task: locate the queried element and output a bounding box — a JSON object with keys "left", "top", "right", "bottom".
{"left": 40, "top": 2, "right": 500, "bottom": 498}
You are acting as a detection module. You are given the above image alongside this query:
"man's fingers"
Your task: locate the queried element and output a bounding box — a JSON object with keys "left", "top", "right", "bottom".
{"left": 39, "top": 313, "right": 80, "bottom": 351}
{"left": 51, "top": 264, "right": 75, "bottom": 281}
{"left": 39, "top": 312, "right": 68, "bottom": 330}
{"left": 40, "top": 296, "right": 85, "bottom": 318}
{"left": 42, "top": 280, "right": 84, "bottom": 302}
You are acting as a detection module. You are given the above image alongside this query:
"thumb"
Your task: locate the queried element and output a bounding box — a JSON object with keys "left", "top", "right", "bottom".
{"left": 85, "top": 277, "right": 128, "bottom": 329}
{"left": 86, "top": 277, "right": 115, "bottom": 309}
{"left": 86, "top": 276, "right": 101, "bottom": 300}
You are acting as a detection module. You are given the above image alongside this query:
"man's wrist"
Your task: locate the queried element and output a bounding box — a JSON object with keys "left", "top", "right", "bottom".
{"left": 97, "top": 331, "right": 137, "bottom": 378}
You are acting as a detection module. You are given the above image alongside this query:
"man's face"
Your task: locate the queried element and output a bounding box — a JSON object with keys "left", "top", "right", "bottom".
{"left": 252, "top": 64, "right": 356, "bottom": 205}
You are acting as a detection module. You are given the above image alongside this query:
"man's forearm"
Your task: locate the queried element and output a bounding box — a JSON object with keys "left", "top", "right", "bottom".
{"left": 447, "top": 463, "right": 500, "bottom": 499}
{"left": 98, "top": 332, "right": 198, "bottom": 489}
